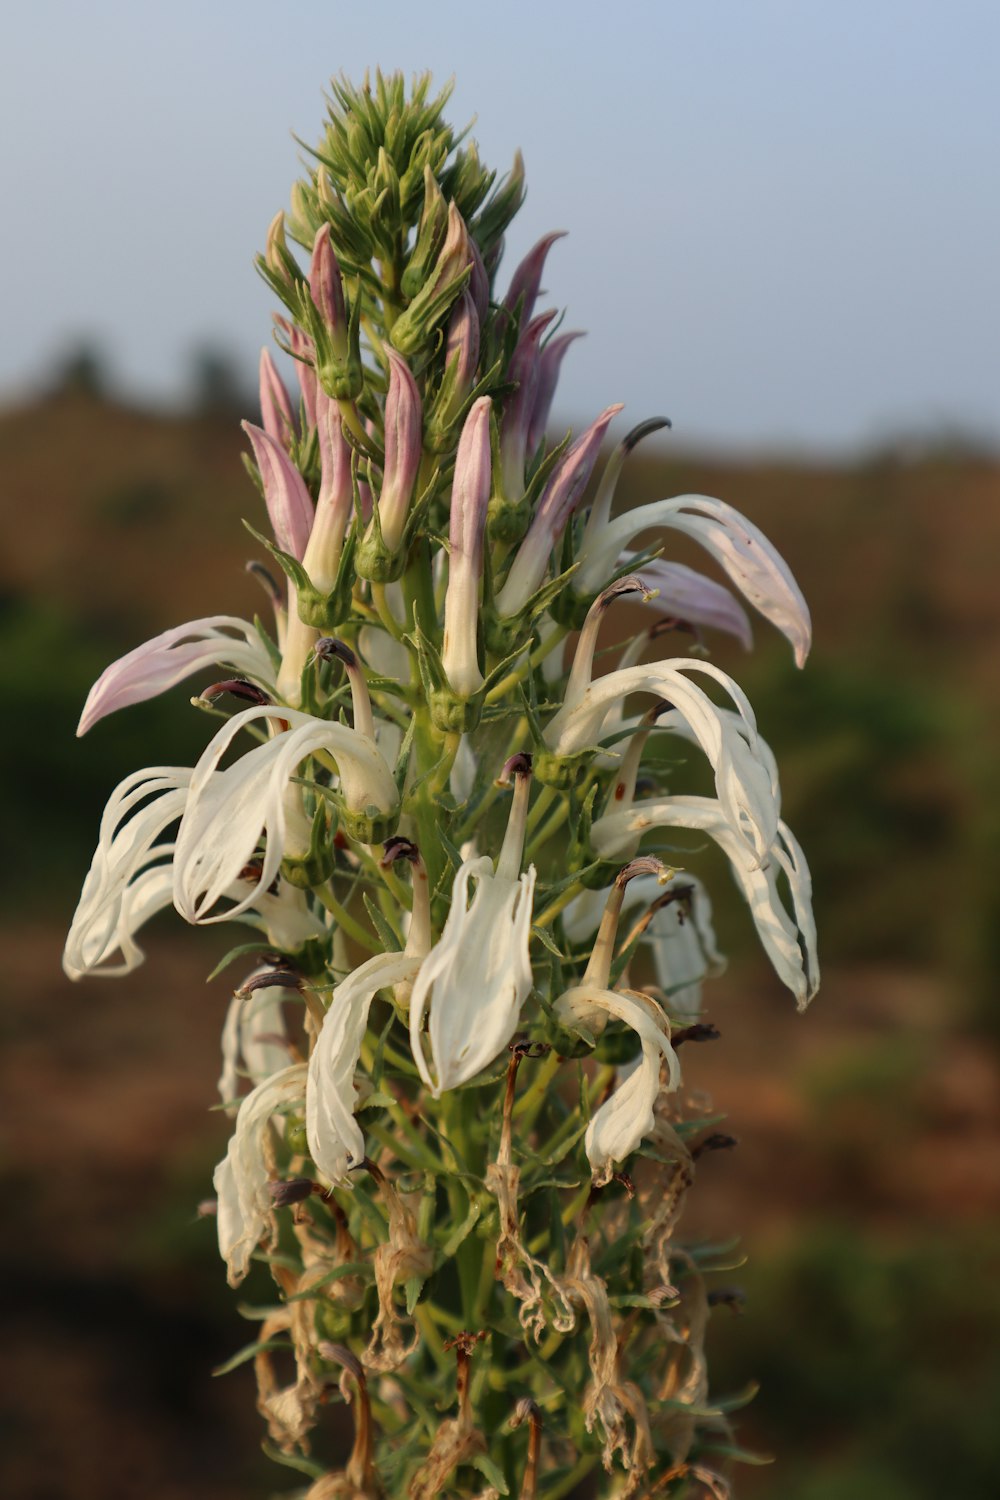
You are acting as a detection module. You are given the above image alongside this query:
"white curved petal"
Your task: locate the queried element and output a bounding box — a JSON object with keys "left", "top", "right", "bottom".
{"left": 306, "top": 951, "right": 422, "bottom": 1185}
{"left": 63, "top": 767, "right": 191, "bottom": 979}
{"left": 545, "top": 658, "right": 778, "bottom": 867}
{"left": 77, "top": 617, "right": 274, "bottom": 735}
{"left": 218, "top": 976, "right": 293, "bottom": 1113}
{"left": 592, "top": 794, "right": 819, "bottom": 1007}
{"left": 557, "top": 984, "right": 679, "bottom": 1177}
{"left": 214, "top": 1063, "right": 307, "bottom": 1286}
{"left": 578, "top": 494, "right": 811, "bottom": 665}
{"left": 409, "top": 857, "right": 536, "bottom": 1095}
{"left": 173, "top": 706, "right": 397, "bottom": 923}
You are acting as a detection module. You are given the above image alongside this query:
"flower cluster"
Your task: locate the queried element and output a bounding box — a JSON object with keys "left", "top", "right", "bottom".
{"left": 67, "top": 72, "right": 817, "bottom": 1498}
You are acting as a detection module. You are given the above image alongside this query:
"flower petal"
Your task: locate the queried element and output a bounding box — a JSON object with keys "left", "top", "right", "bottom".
{"left": 214, "top": 1063, "right": 307, "bottom": 1286}
{"left": 77, "top": 617, "right": 273, "bottom": 735}
{"left": 306, "top": 951, "right": 423, "bottom": 1184}
{"left": 578, "top": 494, "right": 811, "bottom": 665}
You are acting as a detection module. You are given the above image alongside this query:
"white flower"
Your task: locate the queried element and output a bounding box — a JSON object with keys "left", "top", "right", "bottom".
{"left": 218, "top": 972, "right": 294, "bottom": 1113}
{"left": 63, "top": 766, "right": 191, "bottom": 979}
{"left": 577, "top": 491, "right": 811, "bottom": 666}
{"left": 545, "top": 655, "right": 779, "bottom": 869}
{"left": 564, "top": 872, "right": 724, "bottom": 1022}
{"left": 591, "top": 793, "right": 819, "bottom": 1008}
{"left": 409, "top": 762, "right": 536, "bottom": 1095}
{"left": 306, "top": 950, "right": 423, "bottom": 1185}
{"left": 213, "top": 1062, "right": 307, "bottom": 1286}
{"left": 558, "top": 983, "right": 679, "bottom": 1182}
{"left": 76, "top": 617, "right": 274, "bottom": 736}
{"left": 173, "top": 704, "right": 398, "bottom": 923}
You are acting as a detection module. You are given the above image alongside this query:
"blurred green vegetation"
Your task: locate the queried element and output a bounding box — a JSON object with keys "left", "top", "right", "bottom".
{"left": 711, "top": 1229, "right": 1000, "bottom": 1500}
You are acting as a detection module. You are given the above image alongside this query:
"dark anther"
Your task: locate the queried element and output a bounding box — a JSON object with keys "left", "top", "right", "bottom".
{"left": 708, "top": 1286, "right": 746, "bottom": 1313}
{"left": 622, "top": 416, "right": 671, "bottom": 453}
{"left": 672, "top": 1022, "right": 722, "bottom": 1048}
{"left": 597, "top": 574, "right": 653, "bottom": 609}
{"left": 269, "top": 1177, "right": 317, "bottom": 1208}
{"left": 381, "top": 836, "right": 421, "bottom": 867}
{"left": 615, "top": 855, "right": 669, "bottom": 889}
{"left": 508, "top": 1038, "right": 551, "bottom": 1059}
{"left": 315, "top": 636, "right": 357, "bottom": 668}
{"left": 498, "top": 751, "right": 533, "bottom": 783}
{"left": 692, "top": 1132, "right": 739, "bottom": 1161}
{"left": 235, "top": 967, "right": 303, "bottom": 998}
{"left": 201, "top": 678, "right": 271, "bottom": 705}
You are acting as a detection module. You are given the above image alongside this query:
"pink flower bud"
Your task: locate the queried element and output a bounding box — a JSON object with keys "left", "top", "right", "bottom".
{"left": 303, "top": 386, "right": 354, "bottom": 592}
{"left": 309, "top": 224, "right": 348, "bottom": 355}
{"left": 443, "top": 397, "right": 492, "bottom": 698}
{"left": 376, "top": 350, "right": 423, "bottom": 553}
{"left": 258, "top": 349, "right": 296, "bottom": 450}
{"left": 495, "top": 404, "right": 623, "bottom": 617}
{"left": 242, "top": 422, "right": 314, "bottom": 562}
{"left": 274, "top": 315, "right": 318, "bottom": 431}
{"left": 502, "top": 231, "right": 566, "bottom": 327}
{"left": 525, "top": 330, "right": 584, "bottom": 457}
{"left": 499, "top": 311, "right": 557, "bottom": 500}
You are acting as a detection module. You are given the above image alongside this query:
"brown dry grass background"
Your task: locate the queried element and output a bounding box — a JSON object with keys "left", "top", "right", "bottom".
{"left": 2, "top": 384, "right": 998, "bottom": 1498}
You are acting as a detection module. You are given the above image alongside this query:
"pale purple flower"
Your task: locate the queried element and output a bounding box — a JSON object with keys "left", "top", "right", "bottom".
{"left": 442, "top": 397, "right": 492, "bottom": 698}
{"left": 579, "top": 492, "right": 812, "bottom": 667}
{"left": 502, "top": 230, "right": 566, "bottom": 326}
{"left": 273, "top": 315, "right": 318, "bottom": 430}
{"left": 218, "top": 971, "right": 293, "bottom": 1113}
{"left": 525, "top": 330, "right": 585, "bottom": 457}
{"left": 77, "top": 617, "right": 274, "bottom": 736}
{"left": 374, "top": 349, "right": 423, "bottom": 553}
{"left": 499, "top": 311, "right": 556, "bottom": 501}
{"left": 242, "top": 422, "right": 314, "bottom": 562}
{"left": 495, "top": 404, "right": 624, "bottom": 617}
{"left": 305, "top": 385, "right": 354, "bottom": 592}
{"left": 309, "top": 223, "right": 348, "bottom": 347}
{"left": 258, "top": 349, "right": 296, "bottom": 449}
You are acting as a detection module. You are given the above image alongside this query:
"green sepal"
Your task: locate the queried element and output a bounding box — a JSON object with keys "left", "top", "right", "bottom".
{"left": 483, "top": 558, "right": 580, "bottom": 657}
{"left": 241, "top": 519, "right": 357, "bottom": 632}
{"left": 363, "top": 892, "right": 403, "bottom": 952}
{"left": 390, "top": 261, "right": 472, "bottom": 357}
{"left": 281, "top": 801, "right": 336, "bottom": 889}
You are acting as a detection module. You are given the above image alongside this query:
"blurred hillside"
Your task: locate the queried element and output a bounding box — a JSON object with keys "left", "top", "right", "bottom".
{"left": 2, "top": 386, "right": 999, "bottom": 1499}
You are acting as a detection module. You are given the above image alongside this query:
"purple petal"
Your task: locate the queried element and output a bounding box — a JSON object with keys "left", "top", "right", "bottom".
{"left": 242, "top": 423, "right": 314, "bottom": 561}
{"left": 77, "top": 617, "right": 273, "bottom": 735}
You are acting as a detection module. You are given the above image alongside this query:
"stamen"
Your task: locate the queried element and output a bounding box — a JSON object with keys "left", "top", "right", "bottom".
{"left": 313, "top": 637, "right": 375, "bottom": 739}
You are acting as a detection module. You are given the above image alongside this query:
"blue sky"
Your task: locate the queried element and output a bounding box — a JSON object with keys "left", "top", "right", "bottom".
{"left": 3, "top": 0, "right": 998, "bottom": 451}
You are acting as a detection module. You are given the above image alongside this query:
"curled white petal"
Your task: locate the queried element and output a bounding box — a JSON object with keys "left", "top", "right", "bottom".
{"left": 557, "top": 984, "right": 679, "bottom": 1178}
{"left": 409, "top": 857, "right": 536, "bottom": 1095}
{"left": 214, "top": 1063, "right": 307, "bottom": 1286}
{"left": 306, "top": 951, "right": 423, "bottom": 1185}
{"left": 173, "top": 706, "right": 397, "bottom": 923}
{"left": 545, "top": 658, "right": 778, "bottom": 867}
{"left": 578, "top": 494, "right": 811, "bottom": 665}
{"left": 623, "top": 556, "right": 752, "bottom": 650}
{"left": 592, "top": 794, "right": 819, "bottom": 1008}
{"left": 77, "top": 617, "right": 274, "bottom": 735}
{"left": 63, "top": 767, "right": 191, "bottom": 979}
{"left": 218, "top": 975, "right": 294, "bottom": 1113}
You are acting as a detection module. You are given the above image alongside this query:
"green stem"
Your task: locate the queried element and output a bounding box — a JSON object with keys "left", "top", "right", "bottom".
{"left": 314, "top": 882, "right": 381, "bottom": 953}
